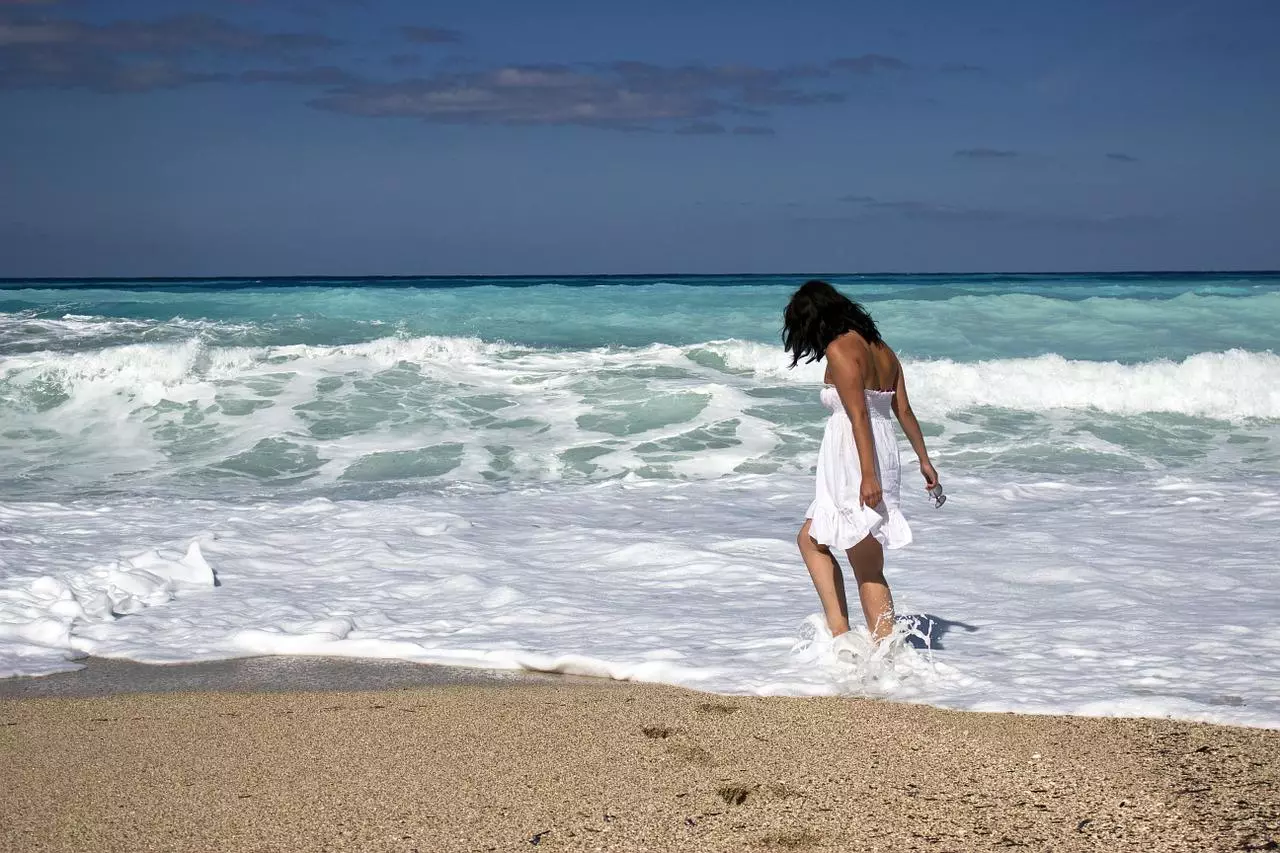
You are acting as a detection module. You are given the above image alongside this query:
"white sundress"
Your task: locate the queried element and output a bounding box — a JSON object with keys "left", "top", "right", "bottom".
{"left": 805, "top": 386, "right": 913, "bottom": 551}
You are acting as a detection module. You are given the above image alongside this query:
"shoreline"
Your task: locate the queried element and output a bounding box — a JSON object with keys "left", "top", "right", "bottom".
{"left": 4, "top": 655, "right": 1279, "bottom": 731}
{"left": 4, "top": 655, "right": 1277, "bottom": 732}
{"left": 0, "top": 655, "right": 566, "bottom": 700}
{"left": 4, "top": 678, "right": 1278, "bottom": 851}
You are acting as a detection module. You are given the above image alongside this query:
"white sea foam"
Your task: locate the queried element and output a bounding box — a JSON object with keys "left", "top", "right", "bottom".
{"left": 0, "top": 522, "right": 216, "bottom": 678}
{"left": 2, "top": 335, "right": 1276, "bottom": 495}
{"left": 7, "top": 335, "right": 1277, "bottom": 420}
{"left": 708, "top": 340, "right": 1280, "bottom": 420}
{"left": 1, "top": 473, "right": 1276, "bottom": 727}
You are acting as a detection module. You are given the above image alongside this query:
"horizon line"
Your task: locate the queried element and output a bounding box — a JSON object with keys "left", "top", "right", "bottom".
{"left": 2, "top": 269, "right": 1278, "bottom": 285}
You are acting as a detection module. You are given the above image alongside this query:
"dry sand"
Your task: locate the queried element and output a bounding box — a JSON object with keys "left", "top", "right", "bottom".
{"left": 2, "top": 681, "right": 1277, "bottom": 852}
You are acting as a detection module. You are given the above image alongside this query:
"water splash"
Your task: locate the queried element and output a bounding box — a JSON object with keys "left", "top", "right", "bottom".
{"left": 790, "top": 613, "right": 942, "bottom": 696}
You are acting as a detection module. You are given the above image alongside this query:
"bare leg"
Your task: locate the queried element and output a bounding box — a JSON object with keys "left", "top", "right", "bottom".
{"left": 797, "top": 520, "right": 852, "bottom": 637}
{"left": 846, "top": 534, "right": 895, "bottom": 641}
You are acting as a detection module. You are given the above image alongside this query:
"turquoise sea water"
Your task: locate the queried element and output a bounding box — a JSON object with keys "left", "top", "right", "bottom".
{"left": 2, "top": 272, "right": 1277, "bottom": 499}
{"left": 5, "top": 272, "right": 1279, "bottom": 357}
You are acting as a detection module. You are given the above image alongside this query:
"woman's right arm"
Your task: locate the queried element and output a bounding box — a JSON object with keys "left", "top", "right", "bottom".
{"left": 891, "top": 361, "right": 940, "bottom": 489}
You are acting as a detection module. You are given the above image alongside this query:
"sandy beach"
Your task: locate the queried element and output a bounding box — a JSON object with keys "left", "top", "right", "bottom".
{"left": 3, "top": 677, "right": 1276, "bottom": 853}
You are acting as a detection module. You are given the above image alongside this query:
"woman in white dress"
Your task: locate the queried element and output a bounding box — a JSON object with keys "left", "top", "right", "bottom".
{"left": 784, "top": 280, "right": 940, "bottom": 642}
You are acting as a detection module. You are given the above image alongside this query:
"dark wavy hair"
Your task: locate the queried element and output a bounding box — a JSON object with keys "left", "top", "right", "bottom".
{"left": 782, "top": 279, "right": 883, "bottom": 367}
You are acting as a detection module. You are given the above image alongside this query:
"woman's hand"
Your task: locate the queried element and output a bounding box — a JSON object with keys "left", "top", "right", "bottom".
{"left": 860, "top": 475, "right": 883, "bottom": 509}
{"left": 920, "top": 460, "right": 939, "bottom": 490}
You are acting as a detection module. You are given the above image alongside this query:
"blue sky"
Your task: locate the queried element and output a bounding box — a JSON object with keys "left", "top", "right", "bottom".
{"left": 1, "top": 0, "right": 1277, "bottom": 276}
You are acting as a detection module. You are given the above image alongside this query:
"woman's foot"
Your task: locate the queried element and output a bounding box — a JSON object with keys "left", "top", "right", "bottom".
{"left": 832, "top": 630, "right": 868, "bottom": 664}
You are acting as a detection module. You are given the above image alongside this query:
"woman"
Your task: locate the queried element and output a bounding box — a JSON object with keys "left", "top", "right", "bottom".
{"left": 783, "top": 280, "right": 939, "bottom": 644}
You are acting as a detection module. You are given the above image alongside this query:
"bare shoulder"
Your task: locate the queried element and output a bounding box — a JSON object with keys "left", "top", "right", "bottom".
{"left": 826, "top": 331, "right": 870, "bottom": 365}
{"left": 882, "top": 343, "right": 902, "bottom": 369}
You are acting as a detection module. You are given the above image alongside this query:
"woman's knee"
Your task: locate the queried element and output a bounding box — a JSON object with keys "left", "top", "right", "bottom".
{"left": 796, "top": 522, "right": 829, "bottom": 554}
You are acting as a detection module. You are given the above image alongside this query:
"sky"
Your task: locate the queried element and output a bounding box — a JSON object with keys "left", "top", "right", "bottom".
{"left": 1, "top": 0, "right": 1277, "bottom": 276}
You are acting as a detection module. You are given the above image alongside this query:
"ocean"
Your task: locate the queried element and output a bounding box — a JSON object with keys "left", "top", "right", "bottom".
{"left": 1, "top": 273, "right": 1277, "bottom": 726}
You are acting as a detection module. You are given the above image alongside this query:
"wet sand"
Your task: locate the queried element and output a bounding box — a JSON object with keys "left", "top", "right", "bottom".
{"left": 3, "top": 677, "right": 1277, "bottom": 852}
{"left": 0, "top": 656, "right": 554, "bottom": 700}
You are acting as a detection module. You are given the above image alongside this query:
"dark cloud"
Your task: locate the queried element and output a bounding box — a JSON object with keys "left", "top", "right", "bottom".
{"left": 400, "top": 26, "right": 462, "bottom": 44}
{"left": 941, "top": 63, "right": 984, "bottom": 73}
{"left": 740, "top": 86, "right": 843, "bottom": 107}
{"left": 0, "top": 15, "right": 950, "bottom": 136}
{"left": 309, "top": 61, "right": 847, "bottom": 130}
{"left": 830, "top": 194, "right": 1162, "bottom": 230}
{"left": 0, "top": 11, "right": 336, "bottom": 91}
{"left": 605, "top": 59, "right": 838, "bottom": 104}
{"left": 839, "top": 194, "right": 1014, "bottom": 221}
{"left": 309, "top": 65, "right": 701, "bottom": 128}
{"left": 865, "top": 198, "right": 1004, "bottom": 219}
{"left": 674, "top": 121, "right": 726, "bottom": 135}
{"left": 270, "top": 0, "right": 375, "bottom": 20}
{"left": 387, "top": 52, "right": 422, "bottom": 69}
{"left": 954, "top": 148, "right": 1018, "bottom": 159}
{"left": 0, "top": 13, "right": 335, "bottom": 54}
{"left": 1107, "top": 152, "right": 1139, "bottom": 162}
{"left": 241, "top": 65, "right": 359, "bottom": 86}
{"left": 0, "top": 50, "right": 228, "bottom": 92}
{"left": 830, "top": 54, "right": 908, "bottom": 74}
